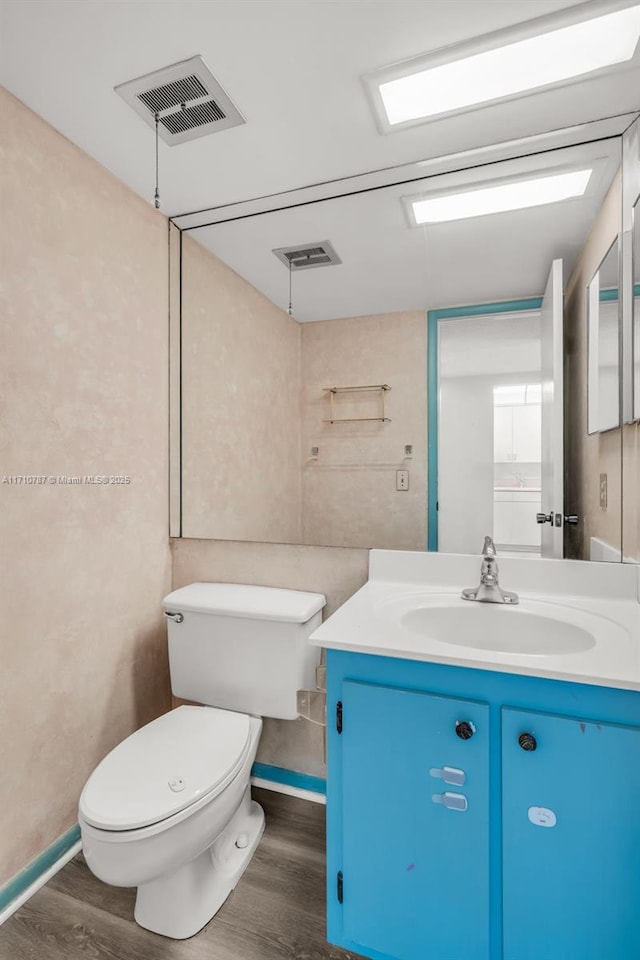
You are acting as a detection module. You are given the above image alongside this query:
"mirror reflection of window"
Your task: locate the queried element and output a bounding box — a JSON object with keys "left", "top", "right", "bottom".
{"left": 493, "top": 384, "right": 542, "bottom": 557}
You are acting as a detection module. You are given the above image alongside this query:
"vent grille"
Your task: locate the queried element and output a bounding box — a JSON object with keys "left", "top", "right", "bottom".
{"left": 161, "top": 98, "right": 226, "bottom": 135}
{"left": 138, "top": 74, "right": 207, "bottom": 114}
{"left": 115, "top": 56, "right": 245, "bottom": 146}
{"left": 284, "top": 247, "right": 331, "bottom": 266}
{"left": 273, "top": 241, "right": 342, "bottom": 271}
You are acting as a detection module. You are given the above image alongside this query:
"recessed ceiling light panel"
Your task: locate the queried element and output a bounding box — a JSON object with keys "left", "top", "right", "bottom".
{"left": 364, "top": 2, "right": 640, "bottom": 132}
{"left": 405, "top": 168, "right": 593, "bottom": 224}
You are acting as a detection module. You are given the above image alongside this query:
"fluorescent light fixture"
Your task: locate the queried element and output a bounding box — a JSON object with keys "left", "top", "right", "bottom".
{"left": 374, "top": 4, "right": 640, "bottom": 127}
{"left": 410, "top": 168, "right": 592, "bottom": 224}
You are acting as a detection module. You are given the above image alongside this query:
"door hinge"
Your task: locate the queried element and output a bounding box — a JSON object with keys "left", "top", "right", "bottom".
{"left": 337, "top": 870, "right": 344, "bottom": 904}
{"left": 336, "top": 700, "right": 343, "bottom": 734}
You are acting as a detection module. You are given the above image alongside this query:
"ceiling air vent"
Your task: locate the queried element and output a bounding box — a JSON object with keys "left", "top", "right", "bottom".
{"left": 273, "top": 241, "right": 342, "bottom": 271}
{"left": 115, "top": 56, "right": 245, "bottom": 146}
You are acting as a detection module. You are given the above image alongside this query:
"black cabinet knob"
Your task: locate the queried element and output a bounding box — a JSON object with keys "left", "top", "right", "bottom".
{"left": 519, "top": 732, "right": 537, "bottom": 752}
{"left": 455, "top": 720, "right": 475, "bottom": 740}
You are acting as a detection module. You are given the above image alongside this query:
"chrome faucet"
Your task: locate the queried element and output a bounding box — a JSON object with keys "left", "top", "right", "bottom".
{"left": 461, "top": 536, "right": 519, "bottom": 605}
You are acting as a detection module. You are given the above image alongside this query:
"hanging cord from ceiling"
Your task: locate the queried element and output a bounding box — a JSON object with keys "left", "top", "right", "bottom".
{"left": 154, "top": 112, "right": 161, "bottom": 209}
{"left": 288, "top": 257, "right": 293, "bottom": 317}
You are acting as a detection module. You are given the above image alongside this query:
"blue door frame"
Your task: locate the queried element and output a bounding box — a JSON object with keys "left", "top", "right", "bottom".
{"left": 426, "top": 297, "right": 543, "bottom": 552}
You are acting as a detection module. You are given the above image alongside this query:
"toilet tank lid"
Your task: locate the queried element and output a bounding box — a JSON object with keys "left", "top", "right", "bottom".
{"left": 163, "top": 583, "right": 326, "bottom": 623}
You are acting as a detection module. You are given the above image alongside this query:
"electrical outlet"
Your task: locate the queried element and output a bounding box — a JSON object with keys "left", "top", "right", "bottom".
{"left": 396, "top": 470, "right": 409, "bottom": 491}
{"left": 599, "top": 473, "right": 608, "bottom": 510}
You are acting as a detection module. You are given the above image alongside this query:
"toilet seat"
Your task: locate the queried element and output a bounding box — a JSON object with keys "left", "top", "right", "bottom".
{"left": 79, "top": 706, "right": 251, "bottom": 832}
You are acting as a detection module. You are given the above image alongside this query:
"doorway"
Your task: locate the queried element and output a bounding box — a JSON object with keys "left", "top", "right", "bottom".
{"left": 428, "top": 300, "right": 544, "bottom": 556}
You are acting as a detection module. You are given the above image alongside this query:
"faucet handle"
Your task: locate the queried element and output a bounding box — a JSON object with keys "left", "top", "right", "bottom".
{"left": 482, "top": 535, "right": 496, "bottom": 557}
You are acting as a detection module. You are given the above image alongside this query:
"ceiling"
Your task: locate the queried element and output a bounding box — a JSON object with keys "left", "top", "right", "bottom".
{"left": 188, "top": 139, "right": 621, "bottom": 320}
{"left": 1, "top": 0, "right": 638, "bottom": 217}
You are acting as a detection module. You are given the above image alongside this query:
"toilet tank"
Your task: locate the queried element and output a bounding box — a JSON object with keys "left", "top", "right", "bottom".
{"left": 163, "top": 583, "right": 326, "bottom": 720}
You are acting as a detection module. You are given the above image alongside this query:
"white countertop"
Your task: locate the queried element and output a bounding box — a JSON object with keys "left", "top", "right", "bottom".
{"left": 310, "top": 551, "right": 640, "bottom": 692}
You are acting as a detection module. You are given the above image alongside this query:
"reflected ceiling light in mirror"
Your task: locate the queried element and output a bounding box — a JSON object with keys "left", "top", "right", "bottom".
{"left": 366, "top": 4, "right": 640, "bottom": 130}
{"left": 409, "top": 168, "right": 592, "bottom": 224}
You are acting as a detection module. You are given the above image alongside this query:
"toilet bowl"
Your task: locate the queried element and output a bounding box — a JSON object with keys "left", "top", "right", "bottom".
{"left": 79, "top": 706, "right": 264, "bottom": 939}
{"left": 78, "top": 583, "right": 326, "bottom": 939}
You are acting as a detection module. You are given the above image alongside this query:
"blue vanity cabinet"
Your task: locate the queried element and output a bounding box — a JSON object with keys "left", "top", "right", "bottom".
{"left": 340, "top": 680, "right": 490, "bottom": 960}
{"left": 326, "top": 649, "right": 640, "bottom": 960}
{"left": 501, "top": 707, "right": 640, "bottom": 960}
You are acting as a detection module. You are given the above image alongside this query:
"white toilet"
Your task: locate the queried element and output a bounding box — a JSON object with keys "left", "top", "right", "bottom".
{"left": 78, "top": 582, "right": 325, "bottom": 940}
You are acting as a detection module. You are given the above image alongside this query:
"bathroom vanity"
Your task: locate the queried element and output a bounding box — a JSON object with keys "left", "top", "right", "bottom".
{"left": 311, "top": 551, "right": 640, "bottom": 960}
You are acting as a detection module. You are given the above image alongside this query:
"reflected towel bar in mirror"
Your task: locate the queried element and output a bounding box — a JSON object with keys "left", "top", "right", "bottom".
{"left": 323, "top": 383, "right": 391, "bottom": 423}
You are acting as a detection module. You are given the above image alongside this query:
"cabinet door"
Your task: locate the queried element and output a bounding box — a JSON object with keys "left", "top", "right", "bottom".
{"left": 502, "top": 707, "right": 640, "bottom": 960}
{"left": 510, "top": 496, "right": 541, "bottom": 547}
{"left": 341, "top": 680, "right": 489, "bottom": 960}
{"left": 493, "top": 498, "right": 513, "bottom": 544}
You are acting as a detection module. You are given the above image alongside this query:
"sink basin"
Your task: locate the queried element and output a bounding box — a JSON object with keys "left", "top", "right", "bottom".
{"left": 310, "top": 554, "right": 639, "bottom": 689}
{"left": 400, "top": 604, "right": 596, "bottom": 655}
{"left": 371, "top": 593, "right": 615, "bottom": 657}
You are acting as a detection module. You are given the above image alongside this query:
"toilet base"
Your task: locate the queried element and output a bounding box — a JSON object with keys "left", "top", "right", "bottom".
{"left": 133, "top": 787, "right": 265, "bottom": 940}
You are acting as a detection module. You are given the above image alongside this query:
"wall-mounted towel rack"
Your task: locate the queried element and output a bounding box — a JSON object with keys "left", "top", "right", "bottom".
{"left": 307, "top": 443, "right": 413, "bottom": 466}
{"left": 322, "top": 383, "right": 391, "bottom": 423}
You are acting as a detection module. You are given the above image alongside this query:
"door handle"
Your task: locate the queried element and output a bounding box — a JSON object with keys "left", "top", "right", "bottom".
{"left": 563, "top": 515, "right": 579, "bottom": 525}
{"left": 536, "top": 512, "right": 553, "bottom": 525}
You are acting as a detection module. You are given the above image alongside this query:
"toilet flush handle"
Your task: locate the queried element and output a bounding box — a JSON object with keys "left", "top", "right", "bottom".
{"left": 164, "top": 611, "right": 184, "bottom": 623}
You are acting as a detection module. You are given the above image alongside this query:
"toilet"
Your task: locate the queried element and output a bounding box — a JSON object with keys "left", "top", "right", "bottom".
{"left": 78, "top": 582, "right": 325, "bottom": 940}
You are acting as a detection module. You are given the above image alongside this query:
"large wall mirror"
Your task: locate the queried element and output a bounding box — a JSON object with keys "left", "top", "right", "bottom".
{"left": 621, "top": 116, "right": 640, "bottom": 563}
{"left": 170, "top": 117, "right": 639, "bottom": 564}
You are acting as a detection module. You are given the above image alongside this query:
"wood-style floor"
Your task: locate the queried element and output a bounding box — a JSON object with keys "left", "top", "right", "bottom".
{"left": 0, "top": 788, "right": 366, "bottom": 960}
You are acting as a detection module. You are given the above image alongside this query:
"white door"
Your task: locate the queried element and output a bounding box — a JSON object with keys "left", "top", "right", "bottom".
{"left": 540, "top": 260, "right": 564, "bottom": 558}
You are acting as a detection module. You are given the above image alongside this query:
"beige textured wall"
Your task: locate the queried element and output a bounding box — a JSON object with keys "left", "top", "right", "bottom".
{"left": 0, "top": 89, "right": 172, "bottom": 885}
{"left": 301, "top": 312, "right": 427, "bottom": 549}
{"left": 181, "top": 236, "right": 301, "bottom": 543}
{"left": 622, "top": 422, "right": 640, "bottom": 561}
{"left": 171, "top": 538, "right": 369, "bottom": 776}
{"left": 564, "top": 171, "right": 622, "bottom": 561}
{"left": 180, "top": 240, "right": 427, "bottom": 552}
